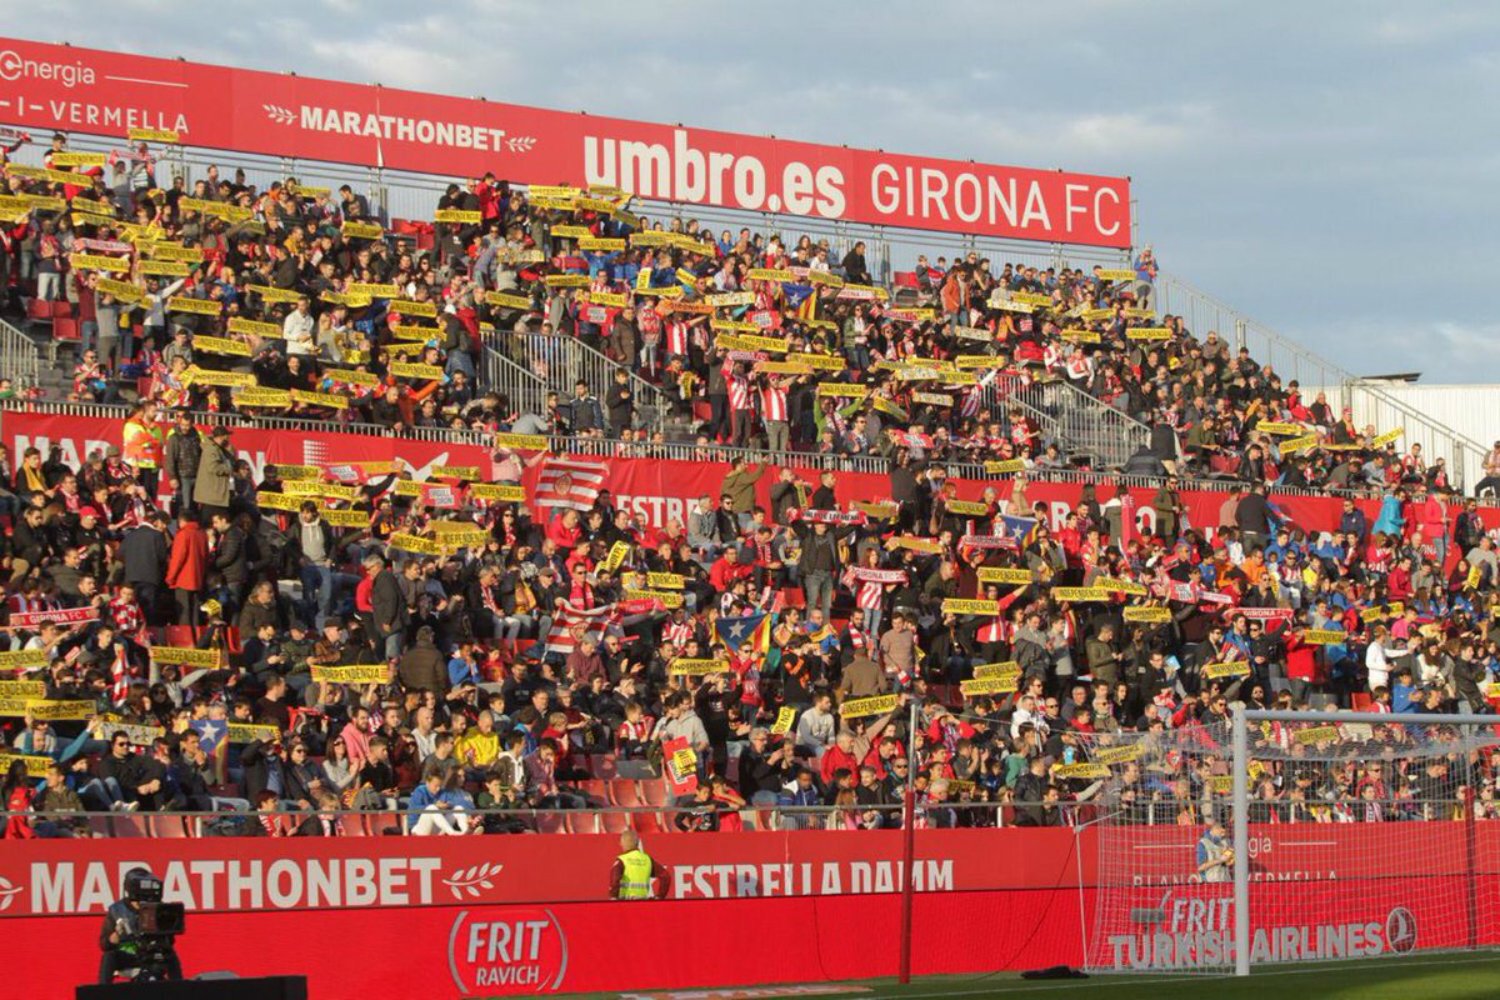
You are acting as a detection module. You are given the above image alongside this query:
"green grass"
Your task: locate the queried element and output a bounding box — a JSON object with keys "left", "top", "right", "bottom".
{"left": 582, "top": 952, "right": 1500, "bottom": 999}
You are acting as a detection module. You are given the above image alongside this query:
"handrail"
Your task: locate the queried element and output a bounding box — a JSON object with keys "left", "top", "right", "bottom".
{"left": 492, "top": 330, "right": 670, "bottom": 432}
{"left": 0, "top": 315, "right": 42, "bottom": 389}
{"left": 482, "top": 344, "right": 550, "bottom": 418}
{"left": 1155, "top": 270, "right": 1492, "bottom": 490}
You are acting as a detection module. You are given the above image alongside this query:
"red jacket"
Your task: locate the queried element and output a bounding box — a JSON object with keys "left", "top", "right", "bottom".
{"left": 164, "top": 521, "right": 208, "bottom": 592}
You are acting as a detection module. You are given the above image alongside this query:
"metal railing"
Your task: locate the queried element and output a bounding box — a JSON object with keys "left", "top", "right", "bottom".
{"left": 1155, "top": 271, "right": 1492, "bottom": 491}
{"left": 0, "top": 315, "right": 43, "bottom": 392}
{"left": 482, "top": 344, "right": 550, "bottom": 419}
{"left": 987, "top": 373, "right": 1151, "bottom": 469}
{"left": 2, "top": 800, "right": 1017, "bottom": 837}
{"left": 493, "top": 329, "right": 671, "bottom": 431}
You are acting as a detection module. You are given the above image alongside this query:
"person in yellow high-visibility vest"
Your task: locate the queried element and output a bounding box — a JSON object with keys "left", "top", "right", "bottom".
{"left": 120, "top": 400, "right": 165, "bottom": 499}
{"left": 610, "top": 829, "right": 666, "bottom": 901}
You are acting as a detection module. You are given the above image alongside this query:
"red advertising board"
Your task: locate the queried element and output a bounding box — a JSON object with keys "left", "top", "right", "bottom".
{"left": 523, "top": 447, "right": 1500, "bottom": 542}
{"left": 0, "top": 38, "right": 1132, "bottom": 247}
{"left": 5, "top": 826, "right": 1499, "bottom": 997}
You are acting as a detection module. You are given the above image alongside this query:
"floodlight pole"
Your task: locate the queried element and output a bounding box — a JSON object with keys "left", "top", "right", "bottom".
{"left": 1231, "top": 703, "right": 1250, "bottom": 977}
{"left": 898, "top": 695, "right": 920, "bottom": 985}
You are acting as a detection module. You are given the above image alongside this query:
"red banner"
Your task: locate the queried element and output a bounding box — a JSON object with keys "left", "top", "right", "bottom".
{"left": 1, "top": 411, "right": 494, "bottom": 491}
{"left": 530, "top": 449, "right": 1500, "bottom": 541}
{"left": 0, "top": 828, "right": 1077, "bottom": 918}
{"left": 7, "top": 409, "right": 1495, "bottom": 543}
{"left": 6, "top": 826, "right": 1500, "bottom": 996}
{"left": 0, "top": 38, "right": 1131, "bottom": 247}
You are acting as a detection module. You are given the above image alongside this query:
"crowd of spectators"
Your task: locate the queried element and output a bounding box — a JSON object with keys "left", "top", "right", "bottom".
{"left": 1, "top": 136, "right": 1500, "bottom": 841}
{"left": 6, "top": 132, "right": 1498, "bottom": 499}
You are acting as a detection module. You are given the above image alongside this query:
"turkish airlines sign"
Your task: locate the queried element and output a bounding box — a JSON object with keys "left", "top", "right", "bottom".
{"left": 0, "top": 38, "right": 1132, "bottom": 247}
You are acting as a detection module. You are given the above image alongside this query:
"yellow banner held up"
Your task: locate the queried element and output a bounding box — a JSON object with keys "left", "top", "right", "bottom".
{"left": 1052, "top": 763, "right": 1112, "bottom": 780}
{"left": 647, "top": 572, "right": 685, "bottom": 591}
{"left": 1295, "top": 725, "right": 1341, "bottom": 745}
{"left": 228, "top": 723, "right": 281, "bottom": 744}
{"left": 984, "top": 459, "right": 1027, "bottom": 475}
{"left": 388, "top": 362, "right": 445, "bottom": 381}
{"left": 139, "top": 259, "right": 192, "bottom": 277}
{"left": 1092, "top": 743, "right": 1145, "bottom": 765}
{"left": 310, "top": 664, "right": 390, "bottom": 684}
{"left": 69, "top": 252, "right": 131, "bottom": 273}
{"left": 960, "top": 677, "right": 1018, "bottom": 697}
{"left": 322, "top": 509, "right": 372, "bottom": 528}
{"left": 195, "top": 335, "right": 251, "bottom": 357}
{"left": 1125, "top": 327, "right": 1172, "bottom": 341}
{"left": 468, "top": 483, "right": 527, "bottom": 503}
{"left": 0, "top": 649, "right": 48, "bottom": 669}
{"left": 977, "top": 567, "right": 1033, "bottom": 585}
{"left": 667, "top": 658, "right": 727, "bottom": 677}
{"left": 492, "top": 432, "right": 548, "bottom": 451}
{"left": 973, "top": 662, "right": 1022, "bottom": 680}
{"left": 945, "top": 500, "right": 991, "bottom": 517}
{"left": 603, "top": 541, "right": 631, "bottom": 573}
{"left": 942, "top": 598, "right": 1001, "bottom": 616}
{"left": 1303, "top": 629, "right": 1347, "bottom": 645}
{"left": 128, "top": 127, "right": 181, "bottom": 143}
{"left": 433, "top": 209, "right": 481, "bottom": 224}
{"left": 247, "top": 285, "right": 303, "bottom": 303}
{"left": 1202, "top": 662, "right": 1251, "bottom": 680}
{"left": 168, "top": 296, "right": 220, "bottom": 316}
{"left": 27, "top": 700, "right": 97, "bottom": 721}
{"left": 1123, "top": 606, "right": 1173, "bottom": 623}
{"left": 388, "top": 533, "right": 443, "bottom": 556}
{"left": 342, "top": 221, "right": 385, "bottom": 240}
{"left": 624, "top": 588, "right": 684, "bottom": 608}
{"left": 1255, "top": 421, "right": 1304, "bottom": 436}
{"left": 1051, "top": 587, "right": 1112, "bottom": 602}
{"left": 840, "top": 694, "right": 900, "bottom": 719}
{"left": 151, "top": 646, "right": 224, "bottom": 669}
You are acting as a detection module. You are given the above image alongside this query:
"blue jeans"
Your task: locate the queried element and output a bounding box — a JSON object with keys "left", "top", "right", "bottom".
{"left": 78, "top": 776, "right": 124, "bottom": 811}
{"left": 300, "top": 563, "right": 333, "bottom": 629}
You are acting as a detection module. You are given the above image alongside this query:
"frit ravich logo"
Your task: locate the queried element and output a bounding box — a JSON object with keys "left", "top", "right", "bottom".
{"left": 1385, "top": 906, "right": 1417, "bottom": 954}
{"left": 449, "top": 907, "right": 568, "bottom": 995}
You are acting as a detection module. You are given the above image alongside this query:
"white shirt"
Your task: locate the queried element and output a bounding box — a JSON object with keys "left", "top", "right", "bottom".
{"left": 283, "top": 310, "right": 316, "bottom": 355}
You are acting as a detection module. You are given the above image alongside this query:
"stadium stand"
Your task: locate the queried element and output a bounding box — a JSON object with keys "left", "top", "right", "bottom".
{"left": 2, "top": 131, "right": 1500, "bottom": 843}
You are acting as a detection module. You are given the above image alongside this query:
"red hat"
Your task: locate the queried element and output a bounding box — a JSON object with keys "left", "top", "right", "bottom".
{"left": 78, "top": 507, "right": 101, "bottom": 519}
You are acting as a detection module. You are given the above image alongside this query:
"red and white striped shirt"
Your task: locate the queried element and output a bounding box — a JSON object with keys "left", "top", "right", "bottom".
{"left": 760, "top": 382, "right": 788, "bottom": 422}
{"left": 726, "top": 365, "right": 752, "bottom": 411}
{"left": 666, "top": 320, "right": 690, "bottom": 356}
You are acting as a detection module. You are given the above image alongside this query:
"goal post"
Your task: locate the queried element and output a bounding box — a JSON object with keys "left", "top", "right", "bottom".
{"left": 1079, "top": 708, "right": 1500, "bottom": 976}
{"left": 1232, "top": 708, "right": 1497, "bottom": 976}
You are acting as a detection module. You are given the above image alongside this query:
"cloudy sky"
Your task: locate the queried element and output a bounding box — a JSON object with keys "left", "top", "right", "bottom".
{"left": 11, "top": 1, "right": 1499, "bottom": 381}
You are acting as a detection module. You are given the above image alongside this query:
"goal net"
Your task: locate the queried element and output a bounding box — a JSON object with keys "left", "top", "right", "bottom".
{"left": 1077, "top": 710, "right": 1500, "bottom": 975}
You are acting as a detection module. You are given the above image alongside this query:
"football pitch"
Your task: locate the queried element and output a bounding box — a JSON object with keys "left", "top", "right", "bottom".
{"left": 589, "top": 952, "right": 1500, "bottom": 999}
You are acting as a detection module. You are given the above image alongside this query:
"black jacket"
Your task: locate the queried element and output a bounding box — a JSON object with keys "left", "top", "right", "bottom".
{"left": 371, "top": 568, "right": 408, "bottom": 637}
{"left": 119, "top": 524, "right": 168, "bottom": 586}
{"left": 213, "top": 525, "right": 249, "bottom": 586}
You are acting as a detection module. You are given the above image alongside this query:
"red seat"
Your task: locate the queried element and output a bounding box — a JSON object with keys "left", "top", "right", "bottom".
{"left": 534, "top": 811, "right": 565, "bottom": 834}
{"left": 225, "top": 627, "right": 243, "bottom": 654}
{"left": 780, "top": 588, "right": 806, "bottom": 609}
{"left": 1350, "top": 692, "right": 1374, "bottom": 712}
{"left": 630, "top": 811, "right": 664, "bottom": 834}
{"left": 150, "top": 815, "right": 190, "bottom": 838}
{"left": 599, "top": 809, "right": 631, "bottom": 834}
{"left": 893, "top": 271, "right": 920, "bottom": 288}
{"left": 362, "top": 812, "right": 402, "bottom": 837}
{"left": 52, "top": 317, "right": 79, "bottom": 343}
{"left": 610, "top": 779, "right": 642, "bottom": 808}
{"left": 564, "top": 812, "right": 599, "bottom": 834}
{"left": 573, "top": 779, "right": 608, "bottom": 806}
{"left": 27, "top": 298, "right": 52, "bottom": 321}
{"left": 640, "top": 780, "right": 669, "bottom": 809}
{"left": 586, "top": 755, "right": 618, "bottom": 780}
{"left": 51, "top": 299, "right": 74, "bottom": 318}
{"left": 163, "top": 625, "right": 198, "bottom": 647}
